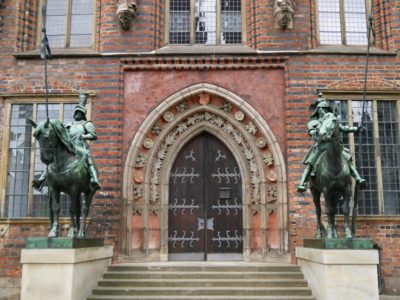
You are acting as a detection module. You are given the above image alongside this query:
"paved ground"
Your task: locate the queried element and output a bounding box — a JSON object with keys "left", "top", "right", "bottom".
{"left": 381, "top": 296, "right": 400, "bottom": 299}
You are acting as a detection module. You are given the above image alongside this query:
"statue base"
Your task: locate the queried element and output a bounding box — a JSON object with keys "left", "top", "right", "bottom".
{"left": 296, "top": 246, "right": 379, "bottom": 300}
{"left": 21, "top": 242, "right": 112, "bottom": 300}
{"left": 26, "top": 237, "right": 104, "bottom": 249}
{"left": 303, "top": 238, "right": 373, "bottom": 249}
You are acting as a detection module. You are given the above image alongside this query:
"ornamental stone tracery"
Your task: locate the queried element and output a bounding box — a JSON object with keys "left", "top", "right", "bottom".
{"left": 129, "top": 93, "right": 278, "bottom": 207}
{"left": 122, "top": 83, "right": 289, "bottom": 258}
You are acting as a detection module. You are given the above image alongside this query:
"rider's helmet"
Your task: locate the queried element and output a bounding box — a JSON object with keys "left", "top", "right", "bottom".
{"left": 73, "top": 92, "right": 88, "bottom": 120}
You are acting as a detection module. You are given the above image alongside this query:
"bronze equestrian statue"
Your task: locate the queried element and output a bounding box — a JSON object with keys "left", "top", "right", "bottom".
{"left": 31, "top": 92, "right": 100, "bottom": 238}
{"left": 298, "top": 93, "right": 366, "bottom": 239}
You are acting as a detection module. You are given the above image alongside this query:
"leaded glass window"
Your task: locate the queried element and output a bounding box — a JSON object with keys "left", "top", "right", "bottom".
{"left": 329, "top": 97, "right": 400, "bottom": 215}
{"left": 168, "top": 0, "right": 243, "bottom": 45}
{"left": 318, "top": 0, "right": 368, "bottom": 46}
{"left": 4, "top": 102, "right": 77, "bottom": 218}
{"left": 45, "top": 0, "right": 93, "bottom": 48}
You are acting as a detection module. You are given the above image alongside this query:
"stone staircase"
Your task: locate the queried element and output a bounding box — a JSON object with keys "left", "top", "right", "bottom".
{"left": 87, "top": 262, "right": 315, "bottom": 300}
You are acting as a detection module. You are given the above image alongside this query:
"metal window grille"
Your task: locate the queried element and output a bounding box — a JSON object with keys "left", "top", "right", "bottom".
{"left": 318, "top": 0, "right": 367, "bottom": 46}
{"left": 5, "top": 103, "right": 75, "bottom": 218}
{"left": 45, "top": 0, "right": 93, "bottom": 48}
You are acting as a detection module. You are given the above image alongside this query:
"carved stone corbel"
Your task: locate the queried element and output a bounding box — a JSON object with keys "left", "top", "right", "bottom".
{"left": 274, "top": 0, "right": 295, "bottom": 29}
{"left": 117, "top": 0, "right": 137, "bottom": 31}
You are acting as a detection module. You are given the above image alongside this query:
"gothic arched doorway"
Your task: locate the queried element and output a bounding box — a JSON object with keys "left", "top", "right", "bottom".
{"left": 168, "top": 132, "right": 243, "bottom": 261}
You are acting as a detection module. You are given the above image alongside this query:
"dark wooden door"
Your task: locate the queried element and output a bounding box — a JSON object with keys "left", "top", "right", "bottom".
{"left": 168, "top": 132, "right": 242, "bottom": 261}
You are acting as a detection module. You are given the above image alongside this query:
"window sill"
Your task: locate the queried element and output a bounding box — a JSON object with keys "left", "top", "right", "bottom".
{"left": 154, "top": 45, "right": 257, "bottom": 55}
{"left": 14, "top": 48, "right": 102, "bottom": 59}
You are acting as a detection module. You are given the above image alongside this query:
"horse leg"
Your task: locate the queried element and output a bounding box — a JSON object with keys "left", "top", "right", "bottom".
{"left": 78, "top": 189, "right": 95, "bottom": 238}
{"left": 75, "top": 194, "right": 81, "bottom": 235}
{"left": 48, "top": 189, "right": 60, "bottom": 238}
{"left": 68, "top": 191, "right": 80, "bottom": 237}
{"left": 343, "top": 187, "right": 353, "bottom": 239}
{"left": 325, "top": 194, "right": 337, "bottom": 239}
{"left": 310, "top": 187, "right": 324, "bottom": 239}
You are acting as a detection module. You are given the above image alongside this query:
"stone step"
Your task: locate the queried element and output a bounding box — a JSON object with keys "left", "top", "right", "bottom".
{"left": 107, "top": 265, "right": 301, "bottom": 273}
{"left": 103, "top": 271, "right": 305, "bottom": 280}
{"left": 87, "top": 263, "right": 315, "bottom": 300}
{"left": 98, "top": 278, "right": 308, "bottom": 288}
{"left": 91, "top": 286, "right": 313, "bottom": 297}
{"left": 87, "top": 296, "right": 316, "bottom": 300}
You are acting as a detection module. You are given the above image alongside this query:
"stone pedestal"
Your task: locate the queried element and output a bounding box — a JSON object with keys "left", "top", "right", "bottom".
{"left": 296, "top": 247, "right": 379, "bottom": 300}
{"left": 21, "top": 245, "right": 113, "bottom": 300}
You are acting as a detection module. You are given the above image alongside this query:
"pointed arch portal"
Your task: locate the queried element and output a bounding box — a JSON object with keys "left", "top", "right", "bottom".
{"left": 122, "top": 83, "right": 288, "bottom": 261}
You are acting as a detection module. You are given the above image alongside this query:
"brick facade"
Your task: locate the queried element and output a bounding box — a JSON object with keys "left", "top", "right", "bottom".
{"left": 0, "top": 0, "right": 399, "bottom": 298}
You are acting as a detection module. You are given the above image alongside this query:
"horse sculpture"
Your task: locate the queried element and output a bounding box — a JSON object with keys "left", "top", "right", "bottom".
{"left": 309, "top": 112, "right": 354, "bottom": 239}
{"left": 30, "top": 119, "right": 96, "bottom": 238}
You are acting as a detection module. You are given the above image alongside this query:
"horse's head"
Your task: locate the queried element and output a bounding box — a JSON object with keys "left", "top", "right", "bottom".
{"left": 30, "top": 119, "right": 59, "bottom": 165}
{"left": 318, "top": 112, "right": 340, "bottom": 142}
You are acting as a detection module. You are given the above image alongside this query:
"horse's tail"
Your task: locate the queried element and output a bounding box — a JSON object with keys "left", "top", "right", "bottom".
{"left": 351, "top": 183, "right": 360, "bottom": 236}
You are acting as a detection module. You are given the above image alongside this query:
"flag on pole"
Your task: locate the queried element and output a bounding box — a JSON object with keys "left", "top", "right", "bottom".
{"left": 40, "top": 3, "right": 51, "bottom": 60}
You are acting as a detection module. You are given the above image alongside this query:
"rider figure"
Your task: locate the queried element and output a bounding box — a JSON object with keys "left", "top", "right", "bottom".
{"left": 297, "top": 93, "right": 366, "bottom": 193}
{"left": 34, "top": 92, "right": 101, "bottom": 191}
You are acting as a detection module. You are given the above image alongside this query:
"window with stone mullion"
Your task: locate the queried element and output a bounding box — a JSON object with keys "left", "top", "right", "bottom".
{"left": 4, "top": 103, "right": 74, "bottom": 218}
{"left": 169, "top": 0, "right": 242, "bottom": 45}
{"left": 45, "top": 0, "right": 93, "bottom": 48}
{"left": 318, "top": 0, "right": 368, "bottom": 46}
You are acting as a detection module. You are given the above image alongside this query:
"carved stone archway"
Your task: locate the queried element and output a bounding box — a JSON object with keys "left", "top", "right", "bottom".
{"left": 122, "top": 83, "right": 288, "bottom": 261}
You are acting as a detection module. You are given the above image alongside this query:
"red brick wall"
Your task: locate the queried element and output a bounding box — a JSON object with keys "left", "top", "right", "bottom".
{"left": 122, "top": 68, "right": 286, "bottom": 157}
{"left": 0, "top": 0, "right": 399, "bottom": 297}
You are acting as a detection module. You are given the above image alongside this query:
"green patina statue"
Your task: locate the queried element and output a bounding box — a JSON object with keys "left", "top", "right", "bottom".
{"left": 298, "top": 93, "right": 366, "bottom": 193}
{"left": 31, "top": 92, "right": 100, "bottom": 238}
{"left": 298, "top": 93, "right": 366, "bottom": 239}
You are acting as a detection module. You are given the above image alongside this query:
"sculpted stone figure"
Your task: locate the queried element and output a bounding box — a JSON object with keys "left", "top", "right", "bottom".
{"left": 274, "top": 0, "right": 296, "bottom": 29}
{"left": 117, "top": 0, "right": 137, "bottom": 31}
{"left": 297, "top": 93, "right": 366, "bottom": 193}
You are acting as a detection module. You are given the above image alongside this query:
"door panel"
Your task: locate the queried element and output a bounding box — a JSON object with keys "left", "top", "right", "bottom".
{"left": 168, "top": 132, "right": 242, "bottom": 260}
{"left": 168, "top": 136, "right": 205, "bottom": 260}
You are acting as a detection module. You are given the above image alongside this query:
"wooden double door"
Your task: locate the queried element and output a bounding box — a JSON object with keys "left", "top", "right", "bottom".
{"left": 168, "top": 133, "right": 243, "bottom": 261}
